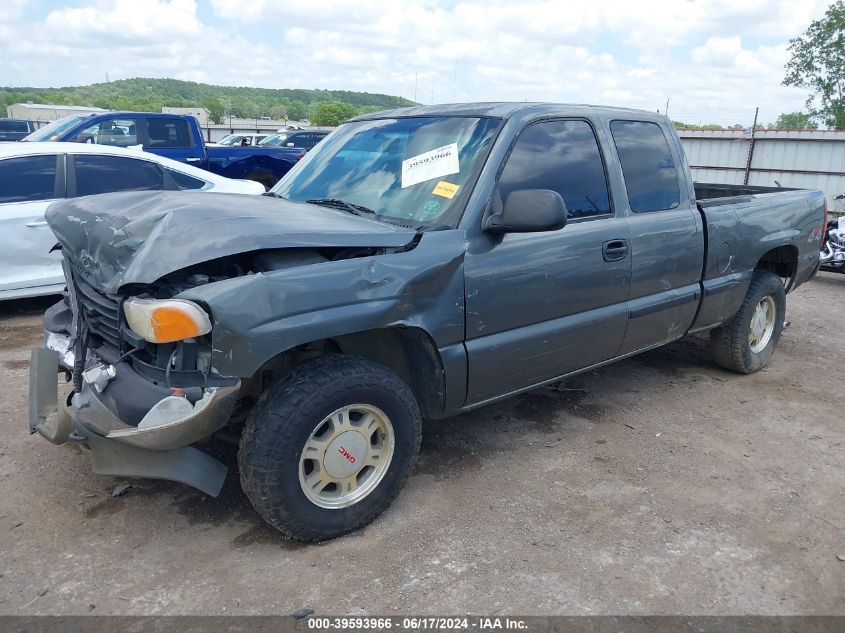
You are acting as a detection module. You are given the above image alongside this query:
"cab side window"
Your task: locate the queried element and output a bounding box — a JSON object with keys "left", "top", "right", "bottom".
{"left": 67, "top": 118, "right": 138, "bottom": 147}
{"left": 497, "top": 120, "right": 612, "bottom": 219}
{"left": 74, "top": 155, "right": 164, "bottom": 196}
{"left": 0, "top": 155, "right": 58, "bottom": 203}
{"left": 147, "top": 119, "right": 192, "bottom": 148}
{"left": 610, "top": 120, "right": 680, "bottom": 213}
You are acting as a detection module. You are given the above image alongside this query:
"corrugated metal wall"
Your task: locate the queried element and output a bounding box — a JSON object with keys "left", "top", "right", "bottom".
{"left": 680, "top": 129, "right": 845, "bottom": 213}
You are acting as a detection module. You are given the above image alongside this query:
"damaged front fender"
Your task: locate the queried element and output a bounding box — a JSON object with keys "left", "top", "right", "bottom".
{"left": 177, "top": 229, "right": 468, "bottom": 379}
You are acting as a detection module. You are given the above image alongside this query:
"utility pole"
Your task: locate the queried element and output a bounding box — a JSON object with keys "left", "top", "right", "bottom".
{"left": 664, "top": 97, "right": 670, "bottom": 117}
{"left": 743, "top": 107, "right": 759, "bottom": 185}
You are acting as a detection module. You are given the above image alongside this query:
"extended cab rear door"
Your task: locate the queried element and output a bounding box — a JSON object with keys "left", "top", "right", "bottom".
{"left": 463, "top": 118, "right": 632, "bottom": 405}
{"left": 143, "top": 116, "right": 205, "bottom": 165}
{"left": 603, "top": 118, "right": 704, "bottom": 354}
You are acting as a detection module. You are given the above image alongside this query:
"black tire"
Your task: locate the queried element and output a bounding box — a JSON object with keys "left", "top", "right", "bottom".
{"left": 243, "top": 170, "right": 274, "bottom": 191}
{"left": 709, "top": 270, "right": 786, "bottom": 374}
{"left": 238, "top": 355, "right": 422, "bottom": 542}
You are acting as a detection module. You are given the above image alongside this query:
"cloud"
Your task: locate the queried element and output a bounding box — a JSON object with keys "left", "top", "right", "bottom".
{"left": 0, "top": 0, "right": 835, "bottom": 124}
{"left": 42, "top": 0, "right": 202, "bottom": 45}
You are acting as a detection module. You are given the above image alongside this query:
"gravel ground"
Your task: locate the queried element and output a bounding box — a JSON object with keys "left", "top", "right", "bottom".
{"left": 0, "top": 275, "right": 843, "bottom": 615}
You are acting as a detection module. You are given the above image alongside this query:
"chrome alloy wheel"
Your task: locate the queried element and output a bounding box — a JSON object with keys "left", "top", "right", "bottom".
{"left": 748, "top": 296, "right": 776, "bottom": 353}
{"left": 298, "top": 404, "right": 395, "bottom": 509}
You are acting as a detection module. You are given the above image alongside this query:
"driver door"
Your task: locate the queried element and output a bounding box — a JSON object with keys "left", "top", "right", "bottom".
{"left": 463, "top": 119, "right": 631, "bottom": 405}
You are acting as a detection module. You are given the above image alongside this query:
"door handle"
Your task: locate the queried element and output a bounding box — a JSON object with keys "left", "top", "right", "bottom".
{"left": 186, "top": 157, "right": 202, "bottom": 162}
{"left": 602, "top": 239, "right": 629, "bottom": 262}
{"left": 25, "top": 221, "right": 48, "bottom": 227}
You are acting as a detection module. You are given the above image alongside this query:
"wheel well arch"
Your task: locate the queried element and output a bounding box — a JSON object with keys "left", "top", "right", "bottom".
{"left": 249, "top": 327, "right": 448, "bottom": 419}
{"left": 328, "top": 327, "right": 446, "bottom": 419}
{"left": 755, "top": 245, "right": 798, "bottom": 289}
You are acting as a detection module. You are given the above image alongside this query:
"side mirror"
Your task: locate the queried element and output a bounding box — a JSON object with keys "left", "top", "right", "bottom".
{"left": 285, "top": 142, "right": 295, "bottom": 147}
{"left": 485, "top": 189, "right": 568, "bottom": 234}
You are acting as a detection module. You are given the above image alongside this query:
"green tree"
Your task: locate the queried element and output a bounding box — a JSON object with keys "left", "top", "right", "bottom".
{"left": 203, "top": 97, "right": 225, "bottom": 124}
{"left": 0, "top": 77, "right": 416, "bottom": 119}
{"left": 772, "top": 111, "right": 818, "bottom": 129}
{"left": 310, "top": 101, "right": 359, "bottom": 126}
{"left": 784, "top": 0, "right": 845, "bottom": 129}
{"left": 287, "top": 100, "right": 308, "bottom": 121}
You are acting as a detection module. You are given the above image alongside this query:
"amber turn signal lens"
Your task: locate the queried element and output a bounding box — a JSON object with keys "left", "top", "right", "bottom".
{"left": 123, "top": 298, "right": 212, "bottom": 344}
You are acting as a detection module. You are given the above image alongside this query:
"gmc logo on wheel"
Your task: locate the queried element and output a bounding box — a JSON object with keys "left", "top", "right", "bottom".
{"left": 338, "top": 446, "right": 356, "bottom": 464}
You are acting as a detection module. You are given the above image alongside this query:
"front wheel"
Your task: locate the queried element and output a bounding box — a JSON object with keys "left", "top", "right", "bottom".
{"left": 709, "top": 270, "right": 786, "bottom": 374}
{"left": 243, "top": 170, "right": 275, "bottom": 191}
{"left": 238, "top": 355, "right": 422, "bottom": 541}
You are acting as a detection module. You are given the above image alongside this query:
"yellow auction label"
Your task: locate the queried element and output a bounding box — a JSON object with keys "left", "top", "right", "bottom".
{"left": 432, "top": 181, "right": 460, "bottom": 199}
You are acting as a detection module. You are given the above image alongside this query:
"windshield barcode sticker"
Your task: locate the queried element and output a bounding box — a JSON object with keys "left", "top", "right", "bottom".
{"left": 401, "top": 143, "right": 459, "bottom": 188}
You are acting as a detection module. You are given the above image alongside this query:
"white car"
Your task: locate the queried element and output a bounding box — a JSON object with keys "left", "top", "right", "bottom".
{"left": 0, "top": 142, "right": 265, "bottom": 301}
{"left": 211, "top": 133, "right": 269, "bottom": 147}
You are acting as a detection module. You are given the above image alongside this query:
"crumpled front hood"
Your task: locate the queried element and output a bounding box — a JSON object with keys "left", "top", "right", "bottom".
{"left": 46, "top": 191, "right": 416, "bottom": 293}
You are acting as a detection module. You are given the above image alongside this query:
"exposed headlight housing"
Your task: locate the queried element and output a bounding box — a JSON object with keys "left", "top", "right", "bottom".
{"left": 123, "top": 298, "right": 212, "bottom": 344}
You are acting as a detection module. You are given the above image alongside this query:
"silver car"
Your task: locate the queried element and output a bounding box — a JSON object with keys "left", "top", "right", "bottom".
{"left": 0, "top": 142, "right": 265, "bottom": 300}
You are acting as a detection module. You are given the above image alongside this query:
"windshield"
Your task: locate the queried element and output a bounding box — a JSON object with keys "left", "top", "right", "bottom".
{"left": 259, "top": 133, "right": 289, "bottom": 146}
{"left": 22, "top": 116, "right": 86, "bottom": 141}
{"left": 271, "top": 116, "right": 501, "bottom": 227}
{"left": 217, "top": 135, "right": 239, "bottom": 145}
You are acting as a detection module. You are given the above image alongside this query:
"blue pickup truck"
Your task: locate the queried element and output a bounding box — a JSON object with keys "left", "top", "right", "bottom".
{"left": 22, "top": 112, "right": 305, "bottom": 188}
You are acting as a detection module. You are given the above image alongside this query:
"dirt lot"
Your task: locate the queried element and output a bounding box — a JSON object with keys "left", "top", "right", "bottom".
{"left": 0, "top": 275, "right": 843, "bottom": 616}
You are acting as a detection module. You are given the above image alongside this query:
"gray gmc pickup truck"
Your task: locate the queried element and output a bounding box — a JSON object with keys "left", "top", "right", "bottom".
{"left": 29, "top": 103, "right": 825, "bottom": 541}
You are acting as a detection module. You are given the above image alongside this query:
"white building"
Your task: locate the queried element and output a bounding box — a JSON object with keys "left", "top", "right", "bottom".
{"left": 680, "top": 128, "right": 845, "bottom": 213}
{"left": 6, "top": 103, "right": 108, "bottom": 122}
{"left": 161, "top": 107, "right": 209, "bottom": 126}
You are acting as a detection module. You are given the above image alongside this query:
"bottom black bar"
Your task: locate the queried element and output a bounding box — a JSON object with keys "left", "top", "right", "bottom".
{"left": 0, "top": 616, "right": 843, "bottom": 633}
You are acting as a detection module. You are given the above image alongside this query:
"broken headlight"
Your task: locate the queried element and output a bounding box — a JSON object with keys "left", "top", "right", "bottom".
{"left": 123, "top": 298, "right": 212, "bottom": 344}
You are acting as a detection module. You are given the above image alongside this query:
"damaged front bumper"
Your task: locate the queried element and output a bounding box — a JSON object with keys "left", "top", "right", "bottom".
{"left": 28, "top": 341, "right": 240, "bottom": 497}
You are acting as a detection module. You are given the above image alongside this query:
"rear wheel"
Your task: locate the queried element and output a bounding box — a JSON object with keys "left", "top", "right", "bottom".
{"left": 710, "top": 271, "right": 786, "bottom": 374}
{"left": 238, "top": 355, "right": 422, "bottom": 541}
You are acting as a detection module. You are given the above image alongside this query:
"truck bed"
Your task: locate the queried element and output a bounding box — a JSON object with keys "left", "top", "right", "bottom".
{"left": 694, "top": 182, "right": 800, "bottom": 206}
{"left": 688, "top": 181, "right": 825, "bottom": 333}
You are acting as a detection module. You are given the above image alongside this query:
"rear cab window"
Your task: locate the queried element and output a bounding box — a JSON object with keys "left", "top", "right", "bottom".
{"left": 0, "top": 155, "right": 59, "bottom": 203}
{"left": 610, "top": 120, "right": 680, "bottom": 213}
{"left": 497, "top": 119, "right": 612, "bottom": 220}
{"left": 0, "top": 120, "right": 31, "bottom": 133}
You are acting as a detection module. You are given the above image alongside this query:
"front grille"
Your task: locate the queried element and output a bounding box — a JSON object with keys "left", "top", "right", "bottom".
{"left": 73, "top": 274, "right": 122, "bottom": 350}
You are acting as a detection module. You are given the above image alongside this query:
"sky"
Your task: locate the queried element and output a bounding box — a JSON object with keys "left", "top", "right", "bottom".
{"left": 0, "top": 0, "right": 834, "bottom": 126}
